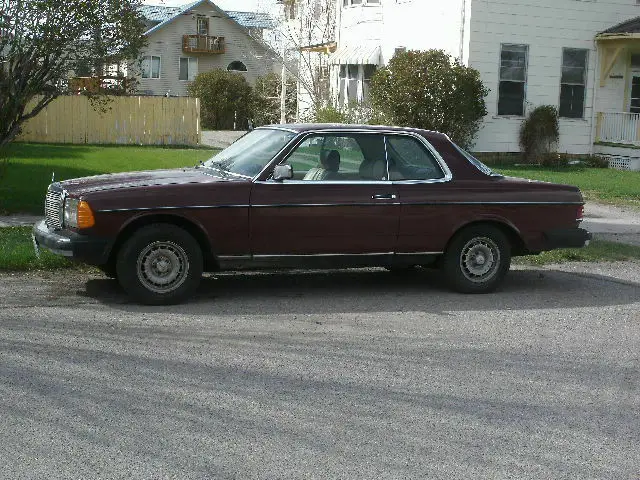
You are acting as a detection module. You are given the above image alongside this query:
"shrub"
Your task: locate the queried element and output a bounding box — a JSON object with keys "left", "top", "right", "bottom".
{"left": 252, "top": 73, "right": 297, "bottom": 127}
{"left": 313, "top": 103, "right": 391, "bottom": 126}
{"left": 583, "top": 155, "right": 610, "bottom": 168}
{"left": 313, "top": 105, "right": 347, "bottom": 123}
{"left": 369, "top": 49, "right": 489, "bottom": 149}
{"left": 188, "top": 70, "right": 253, "bottom": 130}
{"left": 519, "top": 105, "right": 559, "bottom": 164}
{"left": 539, "top": 152, "right": 570, "bottom": 168}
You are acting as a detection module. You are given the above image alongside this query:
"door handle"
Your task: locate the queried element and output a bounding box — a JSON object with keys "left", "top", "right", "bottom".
{"left": 372, "top": 194, "right": 398, "bottom": 200}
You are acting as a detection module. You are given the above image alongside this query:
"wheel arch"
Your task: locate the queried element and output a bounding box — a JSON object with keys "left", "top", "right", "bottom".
{"left": 446, "top": 219, "right": 527, "bottom": 256}
{"left": 107, "top": 213, "right": 218, "bottom": 272}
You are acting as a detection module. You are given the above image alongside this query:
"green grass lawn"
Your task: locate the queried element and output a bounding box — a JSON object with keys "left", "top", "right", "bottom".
{"left": 516, "top": 240, "right": 640, "bottom": 265}
{"left": 494, "top": 165, "right": 640, "bottom": 207}
{"left": 0, "top": 226, "right": 74, "bottom": 271}
{"left": 0, "top": 143, "right": 218, "bottom": 214}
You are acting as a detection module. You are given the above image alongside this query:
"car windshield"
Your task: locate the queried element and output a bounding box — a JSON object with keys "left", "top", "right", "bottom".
{"left": 452, "top": 142, "right": 502, "bottom": 177}
{"left": 203, "top": 128, "right": 297, "bottom": 178}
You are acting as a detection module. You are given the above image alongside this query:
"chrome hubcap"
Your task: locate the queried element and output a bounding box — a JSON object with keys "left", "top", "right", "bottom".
{"left": 460, "top": 237, "right": 500, "bottom": 283}
{"left": 137, "top": 241, "right": 189, "bottom": 293}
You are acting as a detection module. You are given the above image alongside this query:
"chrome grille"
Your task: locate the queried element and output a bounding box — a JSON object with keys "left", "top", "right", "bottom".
{"left": 45, "top": 188, "right": 63, "bottom": 230}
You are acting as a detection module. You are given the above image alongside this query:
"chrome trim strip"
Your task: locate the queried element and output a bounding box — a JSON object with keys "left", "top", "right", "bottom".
{"left": 250, "top": 201, "right": 582, "bottom": 208}
{"left": 218, "top": 255, "right": 252, "bottom": 261}
{"left": 400, "top": 201, "right": 585, "bottom": 206}
{"left": 98, "top": 201, "right": 582, "bottom": 213}
{"left": 395, "top": 251, "right": 443, "bottom": 256}
{"left": 251, "top": 203, "right": 401, "bottom": 208}
{"left": 257, "top": 126, "right": 299, "bottom": 134}
{"left": 97, "top": 205, "right": 250, "bottom": 213}
{"left": 253, "top": 180, "right": 394, "bottom": 185}
{"left": 253, "top": 252, "right": 395, "bottom": 259}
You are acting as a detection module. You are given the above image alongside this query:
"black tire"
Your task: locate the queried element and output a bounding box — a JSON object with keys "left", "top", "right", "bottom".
{"left": 442, "top": 225, "right": 511, "bottom": 294}
{"left": 116, "top": 224, "right": 203, "bottom": 305}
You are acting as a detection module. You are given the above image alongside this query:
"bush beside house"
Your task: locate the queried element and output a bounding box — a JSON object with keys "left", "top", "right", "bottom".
{"left": 369, "top": 49, "right": 489, "bottom": 149}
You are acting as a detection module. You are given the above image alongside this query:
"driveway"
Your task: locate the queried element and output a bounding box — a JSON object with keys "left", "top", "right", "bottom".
{"left": 582, "top": 202, "right": 640, "bottom": 246}
{"left": 1, "top": 263, "right": 639, "bottom": 479}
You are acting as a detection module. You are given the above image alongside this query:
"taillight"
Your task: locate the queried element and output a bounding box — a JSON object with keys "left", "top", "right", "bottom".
{"left": 577, "top": 205, "right": 584, "bottom": 222}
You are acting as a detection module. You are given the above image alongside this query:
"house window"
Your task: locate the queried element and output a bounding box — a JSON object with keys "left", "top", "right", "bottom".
{"left": 197, "top": 17, "right": 209, "bottom": 35}
{"left": 498, "top": 44, "right": 528, "bottom": 116}
{"left": 347, "top": 64, "right": 359, "bottom": 103}
{"left": 179, "top": 57, "right": 197, "bottom": 81}
{"left": 363, "top": 65, "right": 376, "bottom": 102}
{"left": 338, "top": 65, "right": 347, "bottom": 105}
{"left": 141, "top": 55, "right": 161, "bottom": 79}
{"left": 630, "top": 55, "right": 640, "bottom": 114}
{"left": 227, "top": 61, "right": 247, "bottom": 72}
{"left": 559, "top": 48, "right": 588, "bottom": 118}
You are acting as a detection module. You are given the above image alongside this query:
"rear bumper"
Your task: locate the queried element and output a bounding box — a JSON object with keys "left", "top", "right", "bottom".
{"left": 543, "top": 227, "right": 592, "bottom": 250}
{"left": 32, "top": 220, "right": 111, "bottom": 264}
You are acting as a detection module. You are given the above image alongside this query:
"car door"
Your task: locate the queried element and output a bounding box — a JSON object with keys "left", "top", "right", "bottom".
{"left": 386, "top": 133, "right": 455, "bottom": 253}
{"left": 250, "top": 131, "right": 400, "bottom": 257}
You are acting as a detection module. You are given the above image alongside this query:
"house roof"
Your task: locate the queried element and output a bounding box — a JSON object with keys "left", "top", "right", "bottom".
{"left": 600, "top": 16, "right": 640, "bottom": 35}
{"left": 140, "top": 2, "right": 276, "bottom": 35}
{"left": 225, "top": 11, "right": 276, "bottom": 29}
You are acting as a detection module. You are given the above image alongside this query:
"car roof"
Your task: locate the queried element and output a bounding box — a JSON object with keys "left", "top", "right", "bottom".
{"left": 263, "top": 123, "right": 450, "bottom": 142}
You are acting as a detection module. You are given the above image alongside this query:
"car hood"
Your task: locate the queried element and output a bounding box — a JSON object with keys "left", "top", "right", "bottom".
{"left": 59, "top": 167, "right": 236, "bottom": 195}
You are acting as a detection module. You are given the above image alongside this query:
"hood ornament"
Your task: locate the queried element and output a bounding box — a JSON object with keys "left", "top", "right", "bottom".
{"left": 51, "top": 171, "right": 55, "bottom": 183}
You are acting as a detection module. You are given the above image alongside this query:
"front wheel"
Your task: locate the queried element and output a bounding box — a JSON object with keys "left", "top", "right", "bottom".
{"left": 116, "top": 224, "right": 203, "bottom": 305}
{"left": 442, "top": 225, "right": 511, "bottom": 294}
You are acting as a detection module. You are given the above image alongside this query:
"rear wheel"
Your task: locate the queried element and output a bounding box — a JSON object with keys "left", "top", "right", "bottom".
{"left": 116, "top": 224, "right": 203, "bottom": 305}
{"left": 442, "top": 225, "right": 511, "bottom": 293}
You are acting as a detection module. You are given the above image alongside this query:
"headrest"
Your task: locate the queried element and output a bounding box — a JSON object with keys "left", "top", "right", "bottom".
{"left": 321, "top": 150, "right": 340, "bottom": 172}
{"left": 359, "top": 158, "right": 387, "bottom": 180}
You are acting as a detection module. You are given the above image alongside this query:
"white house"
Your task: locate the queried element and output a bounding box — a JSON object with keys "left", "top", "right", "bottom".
{"left": 469, "top": 0, "right": 640, "bottom": 167}
{"left": 136, "top": 0, "right": 280, "bottom": 97}
{"left": 329, "top": 0, "right": 468, "bottom": 107}
{"left": 329, "top": 0, "right": 640, "bottom": 167}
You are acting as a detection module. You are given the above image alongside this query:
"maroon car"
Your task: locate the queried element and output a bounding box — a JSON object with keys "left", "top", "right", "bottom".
{"left": 33, "top": 124, "right": 591, "bottom": 304}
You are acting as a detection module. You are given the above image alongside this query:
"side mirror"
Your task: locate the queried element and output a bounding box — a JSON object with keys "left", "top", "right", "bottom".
{"left": 273, "top": 164, "right": 293, "bottom": 182}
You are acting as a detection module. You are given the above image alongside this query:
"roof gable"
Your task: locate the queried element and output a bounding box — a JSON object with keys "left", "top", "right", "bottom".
{"left": 141, "top": 1, "right": 276, "bottom": 36}
{"left": 600, "top": 16, "right": 640, "bottom": 35}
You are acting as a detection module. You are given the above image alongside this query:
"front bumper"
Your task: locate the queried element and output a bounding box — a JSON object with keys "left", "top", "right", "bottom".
{"left": 32, "top": 220, "right": 111, "bottom": 264}
{"left": 543, "top": 227, "right": 592, "bottom": 250}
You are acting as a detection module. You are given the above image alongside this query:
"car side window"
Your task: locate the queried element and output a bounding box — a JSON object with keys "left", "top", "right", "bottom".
{"left": 281, "top": 133, "right": 387, "bottom": 182}
{"left": 385, "top": 135, "right": 445, "bottom": 181}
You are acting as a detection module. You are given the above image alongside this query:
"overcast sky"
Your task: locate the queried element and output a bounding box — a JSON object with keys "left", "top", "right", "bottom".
{"left": 142, "top": 0, "right": 272, "bottom": 12}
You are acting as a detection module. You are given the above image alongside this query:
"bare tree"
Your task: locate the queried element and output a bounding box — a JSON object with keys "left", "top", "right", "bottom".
{"left": 0, "top": 0, "right": 147, "bottom": 149}
{"left": 275, "top": 0, "right": 336, "bottom": 119}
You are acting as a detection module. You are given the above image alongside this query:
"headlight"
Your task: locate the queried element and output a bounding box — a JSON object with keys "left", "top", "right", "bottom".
{"left": 64, "top": 198, "right": 95, "bottom": 229}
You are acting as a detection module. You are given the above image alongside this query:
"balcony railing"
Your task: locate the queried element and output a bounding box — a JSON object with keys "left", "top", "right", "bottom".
{"left": 596, "top": 112, "right": 640, "bottom": 145}
{"left": 182, "top": 35, "right": 225, "bottom": 54}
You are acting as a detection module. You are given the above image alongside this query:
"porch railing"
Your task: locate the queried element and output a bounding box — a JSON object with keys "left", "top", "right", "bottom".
{"left": 182, "top": 35, "right": 225, "bottom": 54}
{"left": 596, "top": 112, "right": 640, "bottom": 145}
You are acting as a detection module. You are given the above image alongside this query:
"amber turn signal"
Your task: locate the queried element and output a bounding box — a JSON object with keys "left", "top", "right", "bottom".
{"left": 77, "top": 201, "right": 95, "bottom": 229}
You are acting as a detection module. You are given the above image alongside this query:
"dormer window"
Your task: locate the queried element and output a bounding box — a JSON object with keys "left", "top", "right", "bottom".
{"left": 197, "top": 16, "right": 209, "bottom": 35}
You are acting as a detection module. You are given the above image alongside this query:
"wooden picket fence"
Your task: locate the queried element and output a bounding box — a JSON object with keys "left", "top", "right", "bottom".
{"left": 17, "top": 95, "right": 201, "bottom": 146}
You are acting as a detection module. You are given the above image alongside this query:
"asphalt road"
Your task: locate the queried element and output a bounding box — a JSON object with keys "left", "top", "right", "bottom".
{"left": 1, "top": 263, "right": 639, "bottom": 479}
